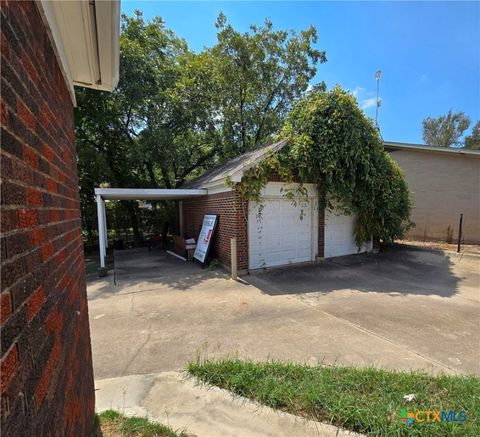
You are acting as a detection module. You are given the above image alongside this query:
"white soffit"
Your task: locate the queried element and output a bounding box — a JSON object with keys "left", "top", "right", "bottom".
{"left": 36, "top": 0, "right": 120, "bottom": 104}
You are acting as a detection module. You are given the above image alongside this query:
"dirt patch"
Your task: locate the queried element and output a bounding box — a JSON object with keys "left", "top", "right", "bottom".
{"left": 98, "top": 421, "right": 122, "bottom": 437}
{"left": 396, "top": 239, "right": 480, "bottom": 255}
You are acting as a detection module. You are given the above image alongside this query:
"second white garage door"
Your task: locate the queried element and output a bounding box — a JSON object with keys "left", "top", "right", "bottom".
{"left": 248, "top": 196, "right": 314, "bottom": 270}
{"left": 324, "top": 208, "right": 372, "bottom": 258}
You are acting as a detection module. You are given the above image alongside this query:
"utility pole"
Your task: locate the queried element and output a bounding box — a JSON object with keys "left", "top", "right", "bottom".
{"left": 375, "top": 70, "right": 382, "bottom": 128}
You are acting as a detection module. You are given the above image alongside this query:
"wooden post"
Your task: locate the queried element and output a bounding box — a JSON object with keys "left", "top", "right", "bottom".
{"left": 457, "top": 213, "right": 463, "bottom": 253}
{"left": 231, "top": 237, "right": 237, "bottom": 280}
{"left": 179, "top": 201, "right": 184, "bottom": 237}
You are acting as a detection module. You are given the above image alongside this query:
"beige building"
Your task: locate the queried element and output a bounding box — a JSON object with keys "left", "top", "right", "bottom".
{"left": 385, "top": 142, "right": 480, "bottom": 244}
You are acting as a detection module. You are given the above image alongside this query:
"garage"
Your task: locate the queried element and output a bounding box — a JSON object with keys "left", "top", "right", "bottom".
{"left": 324, "top": 208, "right": 372, "bottom": 258}
{"left": 179, "top": 140, "right": 374, "bottom": 273}
{"left": 248, "top": 183, "right": 317, "bottom": 269}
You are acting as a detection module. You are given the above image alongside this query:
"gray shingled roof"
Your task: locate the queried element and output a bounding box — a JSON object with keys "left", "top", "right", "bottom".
{"left": 182, "top": 139, "right": 288, "bottom": 189}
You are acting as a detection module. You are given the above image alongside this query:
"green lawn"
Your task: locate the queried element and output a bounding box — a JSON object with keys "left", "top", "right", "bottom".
{"left": 94, "top": 410, "right": 188, "bottom": 437}
{"left": 84, "top": 255, "right": 100, "bottom": 275}
{"left": 187, "top": 359, "right": 479, "bottom": 437}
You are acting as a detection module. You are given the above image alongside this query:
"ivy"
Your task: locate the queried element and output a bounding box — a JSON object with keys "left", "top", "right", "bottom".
{"left": 230, "top": 87, "right": 414, "bottom": 246}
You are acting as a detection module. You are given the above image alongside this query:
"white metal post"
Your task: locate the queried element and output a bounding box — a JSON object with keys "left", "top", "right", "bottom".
{"left": 102, "top": 198, "right": 108, "bottom": 248}
{"left": 96, "top": 194, "right": 106, "bottom": 269}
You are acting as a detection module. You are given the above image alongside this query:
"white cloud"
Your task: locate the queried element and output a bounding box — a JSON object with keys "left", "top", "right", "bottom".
{"left": 349, "top": 86, "right": 378, "bottom": 112}
{"left": 361, "top": 98, "right": 377, "bottom": 110}
{"left": 351, "top": 86, "right": 365, "bottom": 98}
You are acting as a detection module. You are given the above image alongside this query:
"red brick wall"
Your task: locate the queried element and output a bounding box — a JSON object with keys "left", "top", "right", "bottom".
{"left": 1, "top": 1, "right": 95, "bottom": 435}
{"left": 182, "top": 191, "right": 248, "bottom": 271}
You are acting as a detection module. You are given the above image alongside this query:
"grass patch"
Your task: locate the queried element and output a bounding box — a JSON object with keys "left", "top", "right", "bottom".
{"left": 187, "top": 359, "right": 479, "bottom": 436}
{"left": 94, "top": 410, "right": 188, "bottom": 437}
{"left": 85, "top": 255, "right": 100, "bottom": 275}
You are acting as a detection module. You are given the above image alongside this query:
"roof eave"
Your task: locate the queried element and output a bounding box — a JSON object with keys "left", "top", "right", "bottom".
{"left": 36, "top": 0, "right": 120, "bottom": 105}
{"left": 384, "top": 141, "right": 480, "bottom": 157}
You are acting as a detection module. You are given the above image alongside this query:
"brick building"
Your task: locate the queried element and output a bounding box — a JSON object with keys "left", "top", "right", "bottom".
{"left": 1, "top": 1, "right": 119, "bottom": 435}
{"left": 385, "top": 142, "right": 480, "bottom": 244}
{"left": 94, "top": 140, "right": 373, "bottom": 274}
{"left": 181, "top": 140, "right": 373, "bottom": 272}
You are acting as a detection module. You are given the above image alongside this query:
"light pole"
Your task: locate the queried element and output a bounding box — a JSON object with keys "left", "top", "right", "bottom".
{"left": 375, "top": 70, "right": 382, "bottom": 128}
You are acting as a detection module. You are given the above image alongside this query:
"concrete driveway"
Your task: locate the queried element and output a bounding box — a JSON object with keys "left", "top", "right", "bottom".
{"left": 88, "top": 245, "right": 480, "bottom": 378}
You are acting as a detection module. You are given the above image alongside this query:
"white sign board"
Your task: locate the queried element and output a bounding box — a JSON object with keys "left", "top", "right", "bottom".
{"left": 193, "top": 215, "right": 218, "bottom": 264}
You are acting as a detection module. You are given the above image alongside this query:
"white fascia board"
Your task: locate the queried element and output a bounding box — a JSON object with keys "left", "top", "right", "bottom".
{"left": 228, "top": 171, "right": 244, "bottom": 183}
{"left": 94, "top": 188, "right": 208, "bottom": 201}
{"left": 194, "top": 178, "right": 235, "bottom": 194}
{"left": 35, "top": 0, "right": 76, "bottom": 105}
{"left": 228, "top": 158, "right": 269, "bottom": 183}
{"left": 93, "top": 0, "right": 120, "bottom": 91}
{"left": 203, "top": 182, "right": 234, "bottom": 195}
{"left": 36, "top": 0, "right": 120, "bottom": 103}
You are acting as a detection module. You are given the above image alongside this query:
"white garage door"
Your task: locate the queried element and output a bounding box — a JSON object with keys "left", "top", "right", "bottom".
{"left": 248, "top": 197, "right": 313, "bottom": 269}
{"left": 324, "top": 208, "right": 372, "bottom": 258}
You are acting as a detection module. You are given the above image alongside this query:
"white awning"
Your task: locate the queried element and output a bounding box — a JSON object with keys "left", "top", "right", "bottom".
{"left": 94, "top": 188, "right": 207, "bottom": 201}
{"left": 94, "top": 187, "right": 207, "bottom": 269}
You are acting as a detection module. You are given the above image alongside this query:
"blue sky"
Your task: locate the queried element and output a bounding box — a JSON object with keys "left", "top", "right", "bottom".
{"left": 121, "top": 1, "right": 480, "bottom": 144}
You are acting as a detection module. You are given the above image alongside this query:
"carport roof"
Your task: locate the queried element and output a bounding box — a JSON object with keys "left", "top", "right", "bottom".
{"left": 94, "top": 188, "right": 207, "bottom": 200}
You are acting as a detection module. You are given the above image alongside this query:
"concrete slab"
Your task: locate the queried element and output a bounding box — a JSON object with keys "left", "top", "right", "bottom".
{"left": 95, "top": 372, "right": 361, "bottom": 437}
{"left": 246, "top": 247, "right": 480, "bottom": 375}
{"left": 88, "top": 248, "right": 479, "bottom": 380}
{"left": 88, "top": 246, "right": 479, "bottom": 435}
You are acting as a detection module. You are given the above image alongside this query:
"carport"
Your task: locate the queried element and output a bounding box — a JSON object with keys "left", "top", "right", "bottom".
{"left": 94, "top": 188, "right": 207, "bottom": 269}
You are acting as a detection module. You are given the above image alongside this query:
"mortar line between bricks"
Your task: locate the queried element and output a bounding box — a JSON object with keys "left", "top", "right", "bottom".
{"left": 1, "top": 74, "right": 74, "bottom": 162}
{"left": 1, "top": 129, "right": 78, "bottom": 188}
{"left": 1, "top": 127, "right": 78, "bottom": 186}
{"left": 3, "top": 241, "right": 84, "bottom": 296}
{"left": 1, "top": 227, "right": 81, "bottom": 269}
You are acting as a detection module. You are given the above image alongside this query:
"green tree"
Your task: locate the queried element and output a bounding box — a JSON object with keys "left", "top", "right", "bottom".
{"left": 75, "top": 12, "right": 219, "bottom": 240}
{"left": 75, "top": 11, "right": 327, "bottom": 241}
{"left": 464, "top": 121, "right": 480, "bottom": 150}
{"left": 422, "top": 110, "right": 471, "bottom": 148}
{"left": 75, "top": 12, "right": 188, "bottom": 241}
{"left": 235, "top": 87, "right": 413, "bottom": 245}
{"left": 211, "top": 13, "right": 326, "bottom": 157}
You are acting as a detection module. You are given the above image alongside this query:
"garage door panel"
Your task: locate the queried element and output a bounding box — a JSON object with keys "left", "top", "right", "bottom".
{"left": 324, "top": 208, "right": 372, "bottom": 258}
{"left": 249, "top": 196, "right": 314, "bottom": 270}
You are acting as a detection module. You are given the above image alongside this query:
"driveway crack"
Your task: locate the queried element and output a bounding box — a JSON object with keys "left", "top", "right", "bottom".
{"left": 316, "top": 308, "right": 459, "bottom": 374}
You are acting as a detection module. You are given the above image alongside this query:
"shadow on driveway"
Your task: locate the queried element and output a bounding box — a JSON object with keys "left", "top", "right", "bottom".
{"left": 87, "top": 247, "right": 230, "bottom": 300}
{"left": 246, "top": 245, "right": 461, "bottom": 298}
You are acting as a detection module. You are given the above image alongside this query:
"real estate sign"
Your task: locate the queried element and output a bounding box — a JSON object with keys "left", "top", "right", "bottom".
{"left": 194, "top": 214, "right": 218, "bottom": 264}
